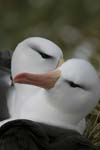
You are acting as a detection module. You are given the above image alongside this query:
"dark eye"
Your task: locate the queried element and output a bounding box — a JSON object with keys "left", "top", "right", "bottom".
{"left": 38, "top": 51, "right": 52, "bottom": 59}
{"left": 66, "top": 80, "right": 83, "bottom": 89}
{"left": 30, "top": 45, "right": 52, "bottom": 59}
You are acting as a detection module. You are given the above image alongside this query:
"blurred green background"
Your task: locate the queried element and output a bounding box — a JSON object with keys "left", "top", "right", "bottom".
{"left": 0, "top": 0, "right": 100, "bottom": 60}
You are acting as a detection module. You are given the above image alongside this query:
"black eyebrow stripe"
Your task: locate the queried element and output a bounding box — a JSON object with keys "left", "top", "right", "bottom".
{"left": 30, "top": 45, "right": 52, "bottom": 58}
{"left": 65, "top": 79, "right": 87, "bottom": 90}
{"left": 37, "top": 51, "right": 52, "bottom": 58}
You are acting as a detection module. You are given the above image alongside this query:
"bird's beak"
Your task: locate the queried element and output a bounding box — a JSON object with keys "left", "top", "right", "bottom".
{"left": 57, "top": 58, "right": 64, "bottom": 67}
{"left": 14, "top": 70, "right": 61, "bottom": 89}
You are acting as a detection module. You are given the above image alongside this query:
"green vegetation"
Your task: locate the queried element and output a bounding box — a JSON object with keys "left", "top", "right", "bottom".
{"left": 0, "top": 0, "right": 100, "bottom": 53}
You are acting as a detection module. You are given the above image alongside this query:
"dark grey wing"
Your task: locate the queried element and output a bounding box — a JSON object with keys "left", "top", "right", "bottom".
{"left": 0, "top": 120, "right": 47, "bottom": 150}
{"left": 0, "top": 67, "right": 11, "bottom": 120}
{"left": 0, "top": 50, "right": 13, "bottom": 120}
{"left": 0, "top": 50, "right": 12, "bottom": 69}
{"left": 0, "top": 119, "right": 97, "bottom": 150}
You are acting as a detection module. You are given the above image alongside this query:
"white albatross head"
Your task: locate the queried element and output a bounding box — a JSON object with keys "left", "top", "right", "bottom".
{"left": 8, "top": 37, "right": 63, "bottom": 118}
{"left": 14, "top": 59, "right": 100, "bottom": 125}
{"left": 12, "top": 37, "right": 63, "bottom": 78}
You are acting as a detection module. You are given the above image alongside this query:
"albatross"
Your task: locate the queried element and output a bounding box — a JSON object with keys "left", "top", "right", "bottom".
{"left": 7, "top": 37, "right": 64, "bottom": 118}
{"left": 0, "top": 39, "right": 84, "bottom": 134}
{"left": 7, "top": 37, "right": 85, "bottom": 133}
{"left": 0, "top": 59, "right": 98, "bottom": 150}
{"left": 14, "top": 58, "right": 100, "bottom": 132}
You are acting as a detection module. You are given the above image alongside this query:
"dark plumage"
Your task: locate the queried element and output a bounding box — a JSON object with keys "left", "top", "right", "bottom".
{"left": 0, "top": 50, "right": 12, "bottom": 120}
{"left": 0, "top": 67, "right": 10, "bottom": 120}
{"left": 0, "top": 119, "right": 96, "bottom": 150}
{"left": 0, "top": 50, "right": 12, "bottom": 69}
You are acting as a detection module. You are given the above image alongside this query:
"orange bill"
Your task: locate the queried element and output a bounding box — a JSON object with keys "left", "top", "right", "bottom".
{"left": 14, "top": 70, "right": 61, "bottom": 89}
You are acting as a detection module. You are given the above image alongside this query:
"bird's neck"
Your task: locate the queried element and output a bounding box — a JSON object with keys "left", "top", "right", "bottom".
{"left": 11, "top": 84, "right": 40, "bottom": 117}
{"left": 16, "top": 84, "right": 39, "bottom": 97}
{"left": 20, "top": 89, "right": 83, "bottom": 132}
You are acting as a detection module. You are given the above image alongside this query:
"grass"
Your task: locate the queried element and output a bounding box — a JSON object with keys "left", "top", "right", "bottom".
{"left": 84, "top": 102, "right": 100, "bottom": 149}
{"left": 84, "top": 50, "right": 100, "bottom": 150}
